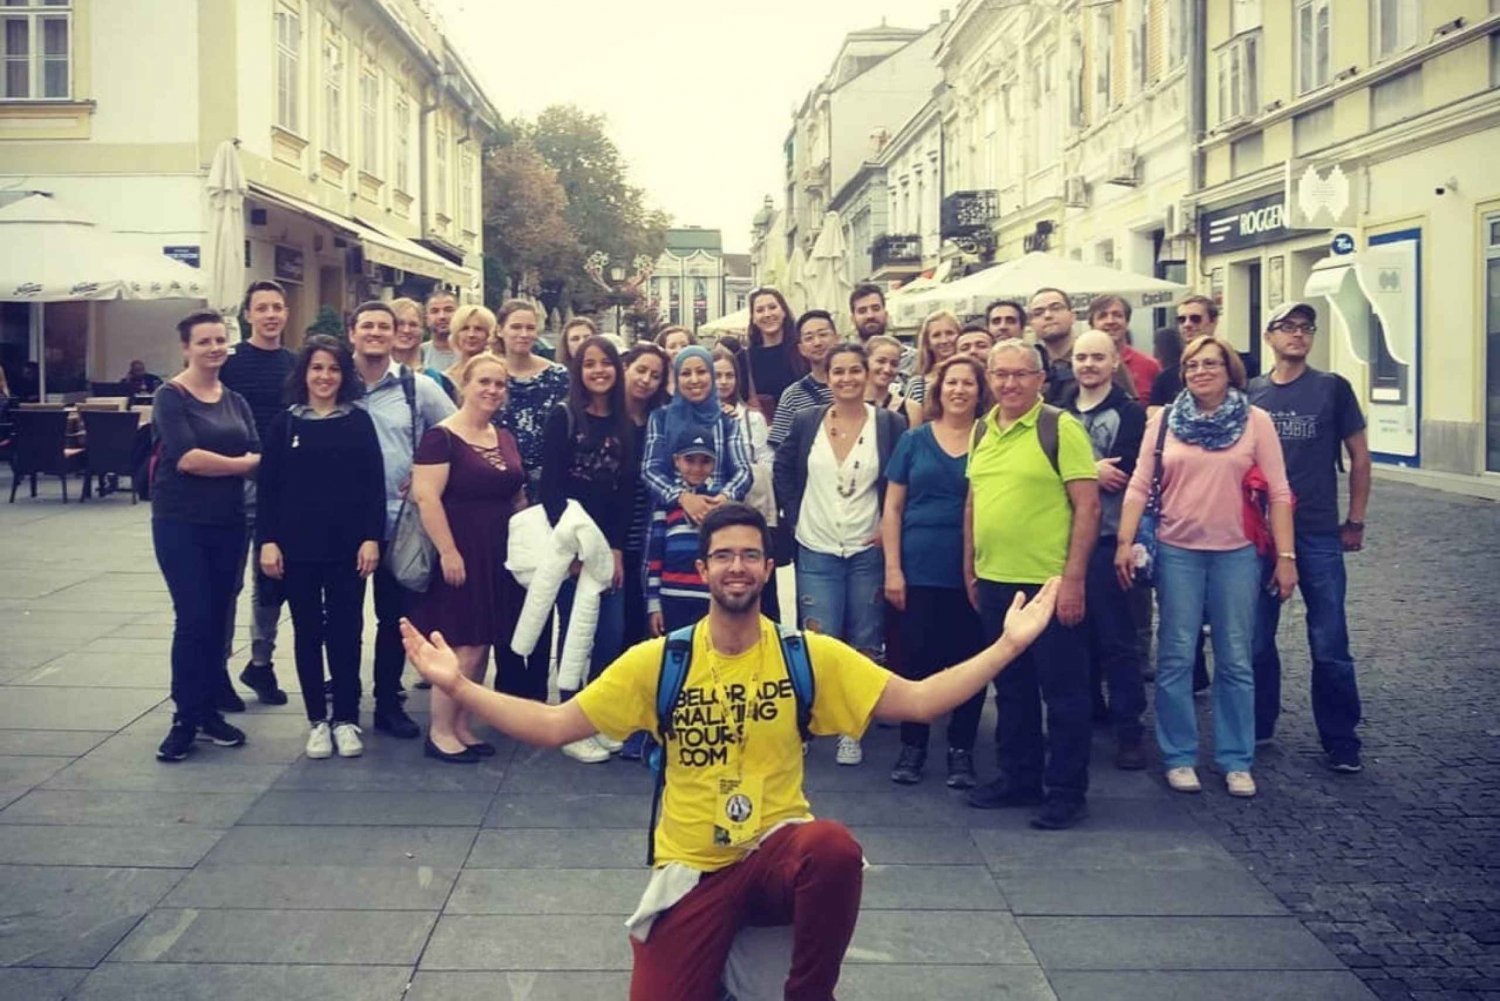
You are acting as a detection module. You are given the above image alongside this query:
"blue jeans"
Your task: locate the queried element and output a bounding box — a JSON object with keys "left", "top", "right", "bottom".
{"left": 1086, "top": 540, "right": 1146, "bottom": 741}
{"left": 1253, "top": 531, "right": 1362, "bottom": 755}
{"left": 154, "top": 519, "right": 244, "bottom": 726}
{"left": 1154, "top": 543, "right": 1260, "bottom": 773}
{"left": 795, "top": 545, "right": 884, "bottom": 658}
{"left": 557, "top": 577, "right": 625, "bottom": 696}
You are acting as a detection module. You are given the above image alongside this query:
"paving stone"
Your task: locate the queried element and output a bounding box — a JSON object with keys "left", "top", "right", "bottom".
{"left": 109, "top": 907, "right": 435, "bottom": 965}
{"left": 0, "top": 686, "right": 163, "bottom": 731}
{"left": 445, "top": 867, "right": 643, "bottom": 914}
{"left": 994, "top": 865, "right": 1286, "bottom": 916}
{"left": 405, "top": 970, "right": 631, "bottom": 1001}
{"left": 238, "top": 790, "right": 493, "bottom": 826}
{"left": 0, "top": 754, "right": 73, "bottom": 809}
{"left": 861, "top": 864, "right": 1008, "bottom": 910}
{"left": 498, "top": 747, "right": 656, "bottom": 793}
{"left": 837, "top": 964, "right": 1057, "bottom": 1000}
{"left": 40, "top": 754, "right": 289, "bottom": 793}
{"left": 0, "top": 729, "right": 110, "bottom": 757}
{"left": 272, "top": 748, "right": 511, "bottom": 793}
{"left": 1019, "top": 916, "right": 1346, "bottom": 970}
{"left": 70, "top": 962, "right": 412, "bottom": 1001}
{"left": 465, "top": 828, "right": 644, "bottom": 869}
{"left": 1049, "top": 970, "right": 1378, "bottom": 1000}
{"left": 0, "top": 823, "right": 224, "bottom": 867}
{"left": 484, "top": 792, "right": 653, "bottom": 829}
{"left": 162, "top": 863, "right": 457, "bottom": 910}
{"left": 0, "top": 865, "right": 183, "bottom": 967}
{"left": 0, "top": 967, "right": 87, "bottom": 1000}
{"left": 848, "top": 826, "right": 986, "bottom": 865}
{"left": 202, "top": 824, "right": 476, "bottom": 868}
{"left": 420, "top": 914, "right": 632, "bottom": 970}
{"left": 971, "top": 824, "right": 1237, "bottom": 872}
{"left": 0, "top": 789, "right": 258, "bottom": 827}
{"left": 846, "top": 911, "right": 1037, "bottom": 965}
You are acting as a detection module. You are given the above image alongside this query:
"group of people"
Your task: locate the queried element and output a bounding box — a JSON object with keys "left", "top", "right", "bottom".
{"left": 145, "top": 276, "right": 1371, "bottom": 998}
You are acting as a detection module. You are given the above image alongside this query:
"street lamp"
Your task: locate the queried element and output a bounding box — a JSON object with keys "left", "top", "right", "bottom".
{"left": 585, "top": 251, "right": 655, "bottom": 342}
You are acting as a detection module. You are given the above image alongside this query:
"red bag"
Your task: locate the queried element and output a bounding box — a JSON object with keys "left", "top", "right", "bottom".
{"left": 1242, "top": 466, "right": 1293, "bottom": 557}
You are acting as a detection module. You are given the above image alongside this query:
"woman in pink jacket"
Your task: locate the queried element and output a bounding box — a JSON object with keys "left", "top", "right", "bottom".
{"left": 1115, "top": 335, "right": 1295, "bottom": 799}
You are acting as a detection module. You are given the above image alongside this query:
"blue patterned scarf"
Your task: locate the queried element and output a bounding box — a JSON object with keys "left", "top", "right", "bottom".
{"left": 1167, "top": 386, "right": 1249, "bottom": 451}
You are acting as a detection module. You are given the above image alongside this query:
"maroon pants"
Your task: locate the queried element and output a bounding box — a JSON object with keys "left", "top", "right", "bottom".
{"left": 629, "top": 819, "right": 864, "bottom": 1001}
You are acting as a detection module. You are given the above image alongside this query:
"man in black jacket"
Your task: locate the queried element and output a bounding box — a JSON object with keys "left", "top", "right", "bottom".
{"left": 1060, "top": 331, "right": 1148, "bottom": 769}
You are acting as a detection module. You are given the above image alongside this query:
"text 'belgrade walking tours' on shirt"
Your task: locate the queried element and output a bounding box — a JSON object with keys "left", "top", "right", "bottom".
{"left": 574, "top": 619, "right": 889, "bottom": 871}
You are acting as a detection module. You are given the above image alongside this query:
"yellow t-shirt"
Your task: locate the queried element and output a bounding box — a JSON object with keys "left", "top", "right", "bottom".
{"left": 574, "top": 617, "right": 891, "bottom": 871}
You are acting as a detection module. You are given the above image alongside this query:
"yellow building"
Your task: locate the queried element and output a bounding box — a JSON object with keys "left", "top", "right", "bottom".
{"left": 1195, "top": 0, "right": 1500, "bottom": 480}
{"left": 0, "top": 0, "right": 498, "bottom": 391}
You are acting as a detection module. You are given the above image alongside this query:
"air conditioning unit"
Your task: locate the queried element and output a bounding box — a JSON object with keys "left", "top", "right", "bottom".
{"left": 1107, "top": 149, "right": 1140, "bottom": 186}
{"left": 1063, "top": 175, "right": 1089, "bottom": 208}
{"left": 1167, "top": 199, "right": 1197, "bottom": 237}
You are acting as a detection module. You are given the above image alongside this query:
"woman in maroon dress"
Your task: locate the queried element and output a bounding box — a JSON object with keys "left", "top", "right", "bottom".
{"left": 409, "top": 352, "right": 526, "bottom": 763}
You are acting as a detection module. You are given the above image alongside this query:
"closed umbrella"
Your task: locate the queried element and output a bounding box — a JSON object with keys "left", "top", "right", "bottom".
{"left": 783, "top": 244, "right": 809, "bottom": 317}
{"left": 804, "top": 211, "right": 853, "bottom": 333}
{"left": 205, "top": 139, "right": 246, "bottom": 338}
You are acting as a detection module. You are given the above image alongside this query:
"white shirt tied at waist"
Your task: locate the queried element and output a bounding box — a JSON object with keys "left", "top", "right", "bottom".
{"left": 795, "top": 405, "right": 880, "bottom": 558}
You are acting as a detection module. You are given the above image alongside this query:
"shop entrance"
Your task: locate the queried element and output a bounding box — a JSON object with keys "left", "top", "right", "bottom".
{"left": 1486, "top": 214, "right": 1500, "bottom": 472}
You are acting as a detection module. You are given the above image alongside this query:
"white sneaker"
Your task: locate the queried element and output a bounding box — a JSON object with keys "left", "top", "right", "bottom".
{"left": 561, "top": 736, "right": 611, "bottom": 763}
{"left": 1225, "top": 770, "right": 1257, "bottom": 797}
{"left": 835, "top": 735, "right": 863, "bottom": 766}
{"left": 305, "top": 722, "right": 333, "bottom": 760}
{"left": 593, "top": 733, "right": 624, "bottom": 754}
{"left": 331, "top": 722, "right": 364, "bottom": 758}
{"left": 1165, "top": 766, "right": 1201, "bottom": 793}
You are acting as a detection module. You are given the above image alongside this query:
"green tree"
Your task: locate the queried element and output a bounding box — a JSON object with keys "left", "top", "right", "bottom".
{"left": 481, "top": 139, "right": 580, "bottom": 310}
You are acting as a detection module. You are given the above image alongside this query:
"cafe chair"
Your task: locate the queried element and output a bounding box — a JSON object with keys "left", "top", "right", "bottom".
{"left": 80, "top": 397, "right": 129, "bottom": 411}
{"left": 80, "top": 409, "right": 142, "bottom": 503}
{"left": 8, "top": 409, "right": 85, "bottom": 503}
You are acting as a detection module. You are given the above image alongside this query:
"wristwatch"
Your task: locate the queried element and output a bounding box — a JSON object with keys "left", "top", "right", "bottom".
{"left": 1344, "top": 520, "right": 1365, "bottom": 530}
{"left": 1277, "top": 551, "right": 1297, "bottom": 561}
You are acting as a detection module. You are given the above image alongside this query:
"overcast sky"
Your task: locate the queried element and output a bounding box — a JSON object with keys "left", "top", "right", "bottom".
{"left": 434, "top": 0, "right": 953, "bottom": 253}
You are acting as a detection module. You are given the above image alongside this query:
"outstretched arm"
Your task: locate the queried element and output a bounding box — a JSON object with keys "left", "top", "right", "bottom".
{"left": 873, "top": 579, "right": 1058, "bottom": 724}
{"left": 400, "top": 619, "right": 596, "bottom": 747}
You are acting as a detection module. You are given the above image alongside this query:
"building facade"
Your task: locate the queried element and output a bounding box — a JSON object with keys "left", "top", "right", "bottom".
{"left": 645, "top": 228, "right": 733, "bottom": 332}
{"left": 0, "top": 0, "right": 497, "bottom": 389}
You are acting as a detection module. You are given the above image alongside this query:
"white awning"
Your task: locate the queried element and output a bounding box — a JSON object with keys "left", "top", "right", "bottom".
{"left": 1305, "top": 245, "right": 1415, "bottom": 368}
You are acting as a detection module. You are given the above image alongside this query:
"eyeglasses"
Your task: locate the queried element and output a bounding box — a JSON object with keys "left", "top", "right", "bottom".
{"left": 1270, "top": 321, "right": 1316, "bottom": 335}
{"left": 1176, "top": 313, "right": 1207, "bottom": 325}
{"left": 1182, "top": 358, "right": 1226, "bottom": 373}
{"left": 705, "top": 549, "right": 765, "bottom": 568}
{"left": 989, "top": 368, "right": 1043, "bottom": 382}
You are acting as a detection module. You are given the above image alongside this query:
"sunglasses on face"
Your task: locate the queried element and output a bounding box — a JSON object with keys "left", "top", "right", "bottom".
{"left": 1177, "top": 314, "right": 1206, "bottom": 325}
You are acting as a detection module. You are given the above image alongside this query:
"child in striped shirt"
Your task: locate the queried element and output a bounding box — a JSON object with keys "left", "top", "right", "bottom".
{"left": 647, "top": 430, "right": 718, "bottom": 635}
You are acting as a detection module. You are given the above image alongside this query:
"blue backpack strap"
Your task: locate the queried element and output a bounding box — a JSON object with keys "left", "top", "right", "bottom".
{"left": 646, "top": 624, "right": 695, "bottom": 866}
{"left": 776, "top": 624, "right": 815, "bottom": 742}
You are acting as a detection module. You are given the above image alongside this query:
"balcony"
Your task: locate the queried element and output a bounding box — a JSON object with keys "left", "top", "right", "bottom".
{"left": 871, "top": 233, "right": 924, "bottom": 278}
{"left": 940, "top": 190, "right": 998, "bottom": 240}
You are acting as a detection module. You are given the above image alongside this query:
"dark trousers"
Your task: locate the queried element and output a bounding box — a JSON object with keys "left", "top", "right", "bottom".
{"left": 977, "top": 579, "right": 1091, "bottom": 803}
{"left": 898, "top": 585, "right": 985, "bottom": 751}
{"left": 370, "top": 551, "right": 408, "bottom": 707}
{"left": 154, "top": 520, "right": 243, "bottom": 727}
{"left": 629, "top": 820, "right": 863, "bottom": 1001}
{"left": 1085, "top": 541, "right": 1146, "bottom": 741}
{"left": 284, "top": 559, "right": 366, "bottom": 724}
{"left": 1253, "top": 530, "right": 1362, "bottom": 754}
{"left": 496, "top": 573, "right": 551, "bottom": 701}
{"left": 621, "top": 549, "right": 650, "bottom": 649}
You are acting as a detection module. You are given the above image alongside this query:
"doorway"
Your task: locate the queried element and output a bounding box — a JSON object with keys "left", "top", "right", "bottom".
{"left": 1485, "top": 214, "right": 1500, "bottom": 472}
{"left": 1243, "top": 260, "right": 1263, "bottom": 378}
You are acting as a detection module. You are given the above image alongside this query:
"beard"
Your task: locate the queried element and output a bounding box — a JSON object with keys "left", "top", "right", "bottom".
{"left": 711, "top": 577, "right": 764, "bottom": 615}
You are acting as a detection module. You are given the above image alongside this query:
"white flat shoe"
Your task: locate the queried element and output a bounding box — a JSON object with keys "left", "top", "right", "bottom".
{"left": 1225, "top": 771, "right": 1257, "bottom": 797}
{"left": 561, "top": 736, "right": 611, "bottom": 764}
{"left": 1166, "top": 766, "right": 1201, "bottom": 793}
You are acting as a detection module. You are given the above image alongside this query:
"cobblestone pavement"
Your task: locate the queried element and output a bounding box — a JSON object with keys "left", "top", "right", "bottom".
{"left": 1175, "top": 480, "right": 1500, "bottom": 1001}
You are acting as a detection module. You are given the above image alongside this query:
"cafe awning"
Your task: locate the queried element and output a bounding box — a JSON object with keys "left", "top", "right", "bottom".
{"left": 1305, "top": 244, "right": 1415, "bottom": 368}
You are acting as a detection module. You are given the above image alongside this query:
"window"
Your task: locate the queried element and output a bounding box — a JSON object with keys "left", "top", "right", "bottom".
{"left": 1, "top": 0, "right": 71, "bottom": 101}
{"left": 1296, "top": 0, "right": 1331, "bottom": 94}
{"left": 1231, "top": 0, "right": 1263, "bottom": 35}
{"left": 1371, "top": 67, "right": 1421, "bottom": 128}
{"left": 359, "top": 64, "right": 379, "bottom": 176}
{"left": 434, "top": 122, "right": 449, "bottom": 218}
{"left": 273, "top": 3, "right": 299, "bottom": 131}
{"left": 1492, "top": 33, "right": 1500, "bottom": 88}
{"left": 1372, "top": 0, "right": 1420, "bottom": 60}
{"left": 458, "top": 146, "right": 474, "bottom": 233}
{"left": 393, "top": 88, "right": 410, "bottom": 192}
{"left": 322, "top": 35, "right": 343, "bottom": 155}
{"left": 1164, "top": 0, "right": 1186, "bottom": 70}
{"left": 1128, "top": 0, "right": 1147, "bottom": 95}
{"left": 1217, "top": 30, "right": 1261, "bottom": 123}
{"left": 1092, "top": 7, "right": 1114, "bottom": 116}
{"left": 1293, "top": 103, "right": 1334, "bottom": 154}
{"left": 1231, "top": 132, "right": 1264, "bottom": 177}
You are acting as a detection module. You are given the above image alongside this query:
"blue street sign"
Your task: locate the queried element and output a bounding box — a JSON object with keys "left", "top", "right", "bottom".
{"left": 1330, "top": 233, "right": 1356, "bottom": 256}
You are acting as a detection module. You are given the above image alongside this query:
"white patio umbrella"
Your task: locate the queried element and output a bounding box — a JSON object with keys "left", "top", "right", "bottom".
{"left": 699, "top": 307, "right": 749, "bottom": 337}
{"left": 896, "top": 251, "right": 1188, "bottom": 322}
{"left": 0, "top": 193, "right": 205, "bottom": 395}
{"left": 205, "top": 140, "right": 246, "bottom": 338}
{"left": 783, "top": 243, "right": 809, "bottom": 317}
{"left": 803, "top": 211, "right": 853, "bottom": 333}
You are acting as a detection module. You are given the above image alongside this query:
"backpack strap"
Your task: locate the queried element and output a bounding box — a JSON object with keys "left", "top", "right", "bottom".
{"left": 646, "top": 623, "right": 696, "bottom": 866}
{"left": 1036, "top": 404, "right": 1061, "bottom": 475}
{"left": 969, "top": 416, "right": 988, "bottom": 452}
{"left": 398, "top": 365, "right": 418, "bottom": 451}
{"left": 775, "top": 624, "right": 815, "bottom": 742}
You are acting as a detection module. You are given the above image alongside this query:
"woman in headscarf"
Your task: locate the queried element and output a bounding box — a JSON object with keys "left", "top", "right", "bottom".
{"left": 640, "top": 345, "right": 751, "bottom": 524}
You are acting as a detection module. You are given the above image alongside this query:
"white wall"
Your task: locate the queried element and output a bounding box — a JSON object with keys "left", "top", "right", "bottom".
{"left": 89, "top": 0, "right": 199, "bottom": 145}
{"left": 237, "top": 0, "right": 276, "bottom": 162}
{"left": 829, "top": 33, "right": 941, "bottom": 201}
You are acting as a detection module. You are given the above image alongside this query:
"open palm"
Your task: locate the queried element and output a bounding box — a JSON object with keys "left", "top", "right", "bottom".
{"left": 398, "top": 618, "right": 461, "bottom": 691}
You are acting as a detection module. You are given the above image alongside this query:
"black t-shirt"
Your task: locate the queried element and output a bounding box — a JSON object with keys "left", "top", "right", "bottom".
{"left": 221, "top": 341, "right": 296, "bottom": 441}
{"left": 1149, "top": 365, "right": 1183, "bottom": 407}
{"left": 538, "top": 405, "right": 633, "bottom": 549}
{"left": 1247, "top": 368, "right": 1366, "bottom": 534}
{"left": 150, "top": 383, "right": 260, "bottom": 527}
{"left": 745, "top": 343, "right": 798, "bottom": 407}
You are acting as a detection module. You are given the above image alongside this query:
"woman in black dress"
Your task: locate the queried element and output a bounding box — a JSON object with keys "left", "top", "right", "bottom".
{"left": 409, "top": 352, "right": 526, "bottom": 763}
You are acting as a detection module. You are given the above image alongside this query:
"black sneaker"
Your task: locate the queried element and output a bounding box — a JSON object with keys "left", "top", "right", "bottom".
{"left": 156, "top": 720, "right": 195, "bottom": 762}
{"left": 1327, "top": 750, "right": 1364, "bottom": 774}
{"left": 945, "top": 748, "right": 977, "bottom": 789}
{"left": 240, "top": 662, "right": 288, "bottom": 706}
{"left": 196, "top": 715, "right": 246, "bottom": 747}
{"left": 217, "top": 685, "right": 247, "bottom": 713}
{"left": 890, "top": 745, "right": 926, "bottom": 785}
{"left": 373, "top": 703, "right": 421, "bottom": 739}
{"left": 1031, "top": 798, "right": 1088, "bottom": 831}
{"left": 1114, "top": 735, "right": 1148, "bottom": 771}
{"left": 966, "top": 778, "right": 1044, "bottom": 810}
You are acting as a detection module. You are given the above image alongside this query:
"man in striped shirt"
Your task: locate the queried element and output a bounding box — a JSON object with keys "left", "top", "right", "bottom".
{"left": 766, "top": 310, "right": 837, "bottom": 450}
{"left": 646, "top": 430, "right": 718, "bottom": 636}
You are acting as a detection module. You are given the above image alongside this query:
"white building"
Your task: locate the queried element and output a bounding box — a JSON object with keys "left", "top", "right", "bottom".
{"left": 0, "top": 0, "right": 498, "bottom": 393}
